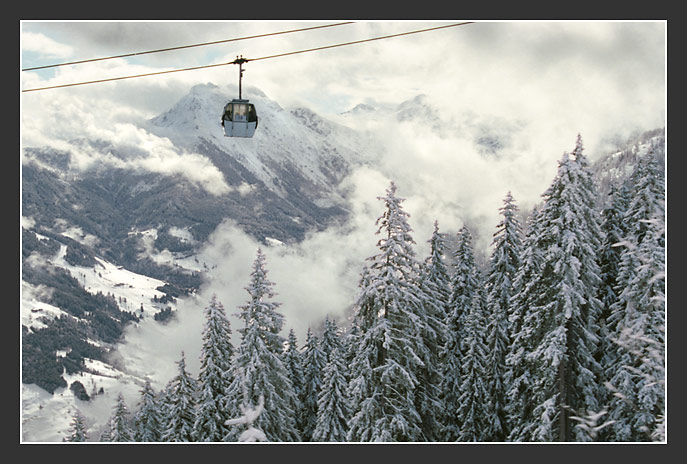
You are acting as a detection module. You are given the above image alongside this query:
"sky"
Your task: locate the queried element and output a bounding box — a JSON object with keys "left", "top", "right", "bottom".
{"left": 20, "top": 20, "right": 667, "bottom": 383}
{"left": 21, "top": 20, "right": 665, "bottom": 124}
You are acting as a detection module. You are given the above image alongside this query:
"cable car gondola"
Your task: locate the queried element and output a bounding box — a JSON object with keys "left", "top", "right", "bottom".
{"left": 221, "top": 56, "right": 258, "bottom": 138}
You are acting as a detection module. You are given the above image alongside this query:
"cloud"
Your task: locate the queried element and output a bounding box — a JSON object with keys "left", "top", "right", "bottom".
{"left": 21, "top": 31, "right": 74, "bottom": 60}
{"left": 195, "top": 213, "right": 376, "bottom": 343}
{"left": 115, "top": 168, "right": 395, "bottom": 382}
{"left": 22, "top": 92, "right": 231, "bottom": 196}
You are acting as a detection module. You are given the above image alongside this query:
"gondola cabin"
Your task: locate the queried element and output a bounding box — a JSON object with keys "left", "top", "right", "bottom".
{"left": 222, "top": 99, "right": 258, "bottom": 138}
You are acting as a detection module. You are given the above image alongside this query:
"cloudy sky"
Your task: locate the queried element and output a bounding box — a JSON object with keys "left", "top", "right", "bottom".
{"left": 21, "top": 20, "right": 665, "bottom": 124}
{"left": 20, "top": 20, "right": 666, "bottom": 379}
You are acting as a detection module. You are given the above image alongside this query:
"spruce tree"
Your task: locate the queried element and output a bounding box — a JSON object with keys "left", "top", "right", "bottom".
{"left": 440, "top": 226, "right": 483, "bottom": 441}
{"left": 343, "top": 317, "right": 361, "bottom": 372}
{"left": 64, "top": 409, "right": 88, "bottom": 442}
{"left": 451, "top": 228, "right": 489, "bottom": 442}
{"left": 415, "top": 220, "right": 450, "bottom": 441}
{"left": 505, "top": 205, "right": 545, "bottom": 440}
{"left": 108, "top": 392, "right": 134, "bottom": 442}
{"left": 605, "top": 152, "right": 665, "bottom": 441}
{"left": 597, "top": 182, "right": 631, "bottom": 373}
{"left": 312, "top": 346, "right": 351, "bottom": 442}
{"left": 283, "top": 329, "right": 306, "bottom": 436}
{"left": 228, "top": 249, "right": 300, "bottom": 442}
{"left": 160, "top": 352, "right": 198, "bottom": 442}
{"left": 484, "top": 192, "right": 522, "bottom": 441}
{"left": 194, "top": 294, "right": 235, "bottom": 442}
{"left": 133, "top": 379, "right": 162, "bottom": 442}
{"left": 420, "top": 221, "right": 453, "bottom": 319}
{"left": 506, "top": 136, "right": 604, "bottom": 442}
{"left": 320, "top": 316, "right": 344, "bottom": 363}
{"left": 448, "top": 226, "right": 483, "bottom": 355}
{"left": 154, "top": 380, "right": 173, "bottom": 440}
{"left": 301, "top": 328, "right": 327, "bottom": 441}
{"left": 346, "top": 279, "right": 387, "bottom": 442}
{"left": 459, "top": 285, "right": 490, "bottom": 442}
{"left": 347, "top": 182, "right": 425, "bottom": 442}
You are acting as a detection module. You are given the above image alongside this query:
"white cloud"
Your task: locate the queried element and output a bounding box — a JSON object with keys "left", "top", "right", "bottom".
{"left": 21, "top": 93, "right": 231, "bottom": 196}
{"left": 21, "top": 31, "right": 74, "bottom": 60}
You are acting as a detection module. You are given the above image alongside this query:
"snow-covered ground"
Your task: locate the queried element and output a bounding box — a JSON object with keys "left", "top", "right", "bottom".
{"left": 21, "top": 362, "right": 150, "bottom": 442}
{"left": 21, "top": 243, "right": 195, "bottom": 442}
{"left": 21, "top": 281, "right": 70, "bottom": 331}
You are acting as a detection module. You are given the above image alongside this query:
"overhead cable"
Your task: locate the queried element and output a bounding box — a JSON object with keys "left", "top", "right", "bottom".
{"left": 21, "top": 21, "right": 355, "bottom": 71}
{"left": 21, "top": 22, "right": 474, "bottom": 93}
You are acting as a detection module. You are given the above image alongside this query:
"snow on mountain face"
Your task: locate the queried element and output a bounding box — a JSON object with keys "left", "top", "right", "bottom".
{"left": 591, "top": 128, "right": 665, "bottom": 204}
{"left": 147, "top": 83, "right": 372, "bottom": 204}
{"left": 21, "top": 246, "right": 177, "bottom": 442}
{"left": 336, "top": 93, "right": 524, "bottom": 159}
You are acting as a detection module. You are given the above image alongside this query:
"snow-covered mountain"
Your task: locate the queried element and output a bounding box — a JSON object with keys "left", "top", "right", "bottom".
{"left": 147, "top": 83, "right": 374, "bottom": 204}
{"left": 20, "top": 81, "right": 665, "bottom": 442}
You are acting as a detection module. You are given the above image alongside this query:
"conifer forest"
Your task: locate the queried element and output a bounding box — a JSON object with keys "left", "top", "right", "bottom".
{"left": 70, "top": 136, "right": 665, "bottom": 443}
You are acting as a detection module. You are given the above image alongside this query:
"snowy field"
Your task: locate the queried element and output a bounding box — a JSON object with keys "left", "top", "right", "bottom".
{"left": 21, "top": 243, "right": 196, "bottom": 442}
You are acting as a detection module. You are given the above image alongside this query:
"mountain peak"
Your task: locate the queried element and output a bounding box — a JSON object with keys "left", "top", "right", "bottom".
{"left": 340, "top": 103, "right": 378, "bottom": 115}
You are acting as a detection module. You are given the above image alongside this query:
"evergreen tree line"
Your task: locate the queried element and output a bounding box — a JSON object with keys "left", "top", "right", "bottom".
{"left": 65, "top": 136, "right": 665, "bottom": 443}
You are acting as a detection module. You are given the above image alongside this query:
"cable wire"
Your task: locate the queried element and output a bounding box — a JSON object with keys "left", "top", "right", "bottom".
{"left": 249, "top": 22, "right": 473, "bottom": 63}
{"left": 21, "top": 22, "right": 474, "bottom": 93}
{"left": 21, "top": 22, "right": 355, "bottom": 72}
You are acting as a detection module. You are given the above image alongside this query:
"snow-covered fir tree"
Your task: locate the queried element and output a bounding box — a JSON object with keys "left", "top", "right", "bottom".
{"left": 415, "top": 220, "right": 450, "bottom": 441}
{"left": 483, "top": 192, "right": 522, "bottom": 441}
{"left": 420, "top": 221, "right": 453, "bottom": 320}
{"left": 506, "top": 136, "right": 604, "bottom": 442}
{"left": 439, "top": 226, "right": 483, "bottom": 441}
{"left": 451, "top": 228, "right": 489, "bottom": 442}
{"left": 133, "top": 379, "right": 162, "bottom": 442}
{"left": 312, "top": 346, "right": 351, "bottom": 442}
{"left": 64, "top": 409, "right": 88, "bottom": 442}
{"left": 301, "top": 328, "right": 327, "bottom": 441}
{"left": 107, "top": 392, "right": 134, "bottom": 442}
{"left": 347, "top": 182, "right": 426, "bottom": 442}
{"left": 193, "top": 294, "right": 235, "bottom": 442}
{"left": 342, "top": 314, "right": 361, "bottom": 386}
{"left": 160, "top": 352, "right": 198, "bottom": 442}
{"left": 459, "top": 287, "right": 490, "bottom": 442}
{"left": 282, "top": 328, "right": 306, "bottom": 436}
{"left": 597, "top": 182, "right": 631, "bottom": 375}
{"left": 605, "top": 152, "right": 665, "bottom": 441}
{"left": 448, "top": 226, "right": 483, "bottom": 356}
{"left": 594, "top": 181, "right": 633, "bottom": 443}
{"left": 227, "top": 249, "right": 300, "bottom": 442}
{"left": 154, "top": 380, "right": 173, "bottom": 440}
{"left": 346, "top": 266, "right": 383, "bottom": 442}
{"left": 505, "top": 205, "right": 545, "bottom": 439}
{"left": 320, "top": 315, "right": 344, "bottom": 363}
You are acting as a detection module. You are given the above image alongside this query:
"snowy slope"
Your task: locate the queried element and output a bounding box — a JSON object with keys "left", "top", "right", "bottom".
{"left": 21, "top": 243, "right": 185, "bottom": 442}
{"left": 147, "top": 83, "right": 375, "bottom": 204}
{"left": 589, "top": 128, "right": 665, "bottom": 207}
